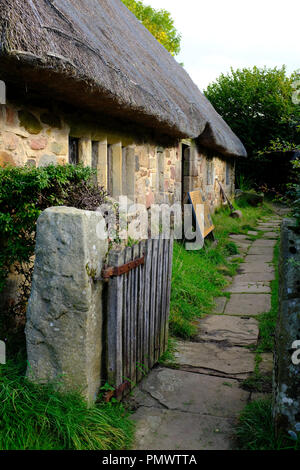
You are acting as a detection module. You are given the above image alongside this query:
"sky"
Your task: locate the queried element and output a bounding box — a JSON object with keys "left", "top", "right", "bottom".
{"left": 147, "top": 0, "right": 299, "bottom": 91}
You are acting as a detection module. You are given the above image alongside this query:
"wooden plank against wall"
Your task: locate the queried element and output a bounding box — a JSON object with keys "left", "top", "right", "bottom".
{"left": 107, "top": 250, "right": 125, "bottom": 390}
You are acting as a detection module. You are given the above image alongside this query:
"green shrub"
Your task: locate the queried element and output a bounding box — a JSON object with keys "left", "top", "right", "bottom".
{"left": 0, "top": 164, "right": 107, "bottom": 341}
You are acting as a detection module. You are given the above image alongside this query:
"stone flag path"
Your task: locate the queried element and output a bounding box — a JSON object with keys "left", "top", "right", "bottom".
{"left": 129, "top": 215, "right": 282, "bottom": 450}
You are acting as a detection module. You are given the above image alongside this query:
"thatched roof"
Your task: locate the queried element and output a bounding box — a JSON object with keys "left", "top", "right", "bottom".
{"left": 0, "top": 0, "right": 246, "bottom": 157}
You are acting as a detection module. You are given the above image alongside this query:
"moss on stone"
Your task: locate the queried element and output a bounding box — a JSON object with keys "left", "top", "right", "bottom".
{"left": 18, "top": 110, "right": 42, "bottom": 135}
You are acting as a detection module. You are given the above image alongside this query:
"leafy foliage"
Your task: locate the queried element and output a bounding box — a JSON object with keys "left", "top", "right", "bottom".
{"left": 0, "top": 164, "right": 107, "bottom": 292}
{"left": 121, "top": 0, "right": 181, "bottom": 56}
{"left": 204, "top": 66, "right": 300, "bottom": 156}
{"left": 0, "top": 165, "right": 107, "bottom": 344}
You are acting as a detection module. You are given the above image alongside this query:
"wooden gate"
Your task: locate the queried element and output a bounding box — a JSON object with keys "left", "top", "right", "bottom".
{"left": 104, "top": 233, "right": 174, "bottom": 398}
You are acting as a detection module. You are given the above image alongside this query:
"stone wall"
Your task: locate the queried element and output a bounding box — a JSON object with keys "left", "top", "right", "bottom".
{"left": 0, "top": 100, "right": 235, "bottom": 211}
{"left": 273, "top": 218, "right": 300, "bottom": 438}
{"left": 182, "top": 141, "right": 235, "bottom": 210}
{"left": 0, "top": 103, "right": 69, "bottom": 168}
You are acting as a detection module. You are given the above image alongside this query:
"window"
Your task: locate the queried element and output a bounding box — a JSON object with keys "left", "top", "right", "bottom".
{"left": 69, "top": 137, "right": 79, "bottom": 165}
{"left": 207, "top": 160, "right": 214, "bottom": 185}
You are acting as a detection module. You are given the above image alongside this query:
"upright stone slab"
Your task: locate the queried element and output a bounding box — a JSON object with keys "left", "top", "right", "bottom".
{"left": 273, "top": 219, "right": 300, "bottom": 437}
{"left": 25, "top": 207, "right": 108, "bottom": 403}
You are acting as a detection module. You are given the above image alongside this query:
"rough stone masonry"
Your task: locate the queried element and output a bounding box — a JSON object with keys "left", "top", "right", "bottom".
{"left": 25, "top": 207, "right": 108, "bottom": 403}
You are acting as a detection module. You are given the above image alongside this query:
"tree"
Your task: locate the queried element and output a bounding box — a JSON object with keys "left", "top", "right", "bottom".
{"left": 121, "top": 0, "right": 181, "bottom": 56}
{"left": 204, "top": 66, "right": 300, "bottom": 157}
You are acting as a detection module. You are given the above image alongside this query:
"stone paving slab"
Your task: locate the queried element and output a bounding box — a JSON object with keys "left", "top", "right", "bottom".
{"left": 238, "top": 263, "right": 274, "bottom": 274}
{"left": 212, "top": 297, "right": 228, "bottom": 314}
{"left": 247, "top": 245, "right": 275, "bottom": 256}
{"left": 235, "top": 242, "right": 251, "bottom": 254}
{"left": 234, "top": 272, "right": 275, "bottom": 282}
{"left": 263, "top": 232, "right": 279, "bottom": 239}
{"left": 252, "top": 239, "right": 277, "bottom": 247}
{"left": 195, "top": 315, "right": 259, "bottom": 346}
{"left": 129, "top": 368, "right": 250, "bottom": 418}
{"left": 173, "top": 341, "right": 255, "bottom": 379}
{"left": 225, "top": 281, "right": 271, "bottom": 294}
{"left": 131, "top": 407, "right": 236, "bottom": 450}
{"left": 229, "top": 234, "right": 248, "bottom": 241}
{"left": 244, "top": 254, "right": 274, "bottom": 263}
{"left": 258, "top": 222, "right": 281, "bottom": 227}
{"left": 224, "top": 293, "right": 271, "bottom": 316}
{"left": 248, "top": 231, "right": 258, "bottom": 236}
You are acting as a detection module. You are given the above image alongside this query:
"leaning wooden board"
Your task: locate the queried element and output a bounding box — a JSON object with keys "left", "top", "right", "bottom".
{"left": 188, "top": 190, "right": 215, "bottom": 238}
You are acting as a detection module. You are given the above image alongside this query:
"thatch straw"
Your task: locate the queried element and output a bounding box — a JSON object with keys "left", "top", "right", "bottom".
{"left": 0, "top": 0, "right": 246, "bottom": 157}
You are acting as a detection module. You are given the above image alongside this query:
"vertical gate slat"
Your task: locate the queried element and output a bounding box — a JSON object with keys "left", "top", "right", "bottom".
{"left": 107, "top": 250, "right": 125, "bottom": 391}
{"left": 130, "top": 244, "right": 139, "bottom": 388}
{"left": 149, "top": 238, "right": 158, "bottom": 369}
{"left": 123, "top": 247, "right": 132, "bottom": 388}
{"left": 143, "top": 239, "right": 151, "bottom": 373}
{"left": 164, "top": 233, "right": 174, "bottom": 351}
{"left": 137, "top": 240, "right": 145, "bottom": 382}
{"left": 160, "top": 237, "right": 168, "bottom": 356}
{"left": 154, "top": 234, "right": 163, "bottom": 362}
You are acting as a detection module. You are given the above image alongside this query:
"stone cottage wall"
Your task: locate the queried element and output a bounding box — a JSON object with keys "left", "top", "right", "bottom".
{"left": 0, "top": 100, "right": 235, "bottom": 212}
{"left": 0, "top": 103, "right": 69, "bottom": 168}
{"left": 0, "top": 101, "right": 181, "bottom": 209}
{"left": 182, "top": 141, "right": 235, "bottom": 211}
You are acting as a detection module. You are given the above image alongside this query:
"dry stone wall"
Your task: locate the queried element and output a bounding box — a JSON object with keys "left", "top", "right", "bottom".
{"left": 273, "top": 218, "right": 300, "bottom": 438}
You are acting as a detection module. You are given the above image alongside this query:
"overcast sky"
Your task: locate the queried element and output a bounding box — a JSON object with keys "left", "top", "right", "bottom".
{"left": 147, "top": 0, "right": 299, "bottom": 91}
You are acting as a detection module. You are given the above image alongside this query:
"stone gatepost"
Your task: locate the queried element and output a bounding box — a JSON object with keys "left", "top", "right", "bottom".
{"left": 273, "top": 218, "right": 300, "bottom": 438}
{"left": 25, "top": 206, "right": 108, "bottom": 403}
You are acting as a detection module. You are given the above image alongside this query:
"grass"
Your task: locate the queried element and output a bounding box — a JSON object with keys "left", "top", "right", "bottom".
{"left": 236, "top": 398, "right": 300, "bottom": 450}
{"left": 169, "top": 202, "right": 272, "bottom": 338}
{"left": 0, "top": 357, "right": 134, "bottom": 450}
{"left": 256, "top": 239, "right": 280, "bottom": 352}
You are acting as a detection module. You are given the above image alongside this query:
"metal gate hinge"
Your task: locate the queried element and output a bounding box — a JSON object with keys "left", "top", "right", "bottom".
{"left": 101, "top": 255, "right": 145, "bottom": 280}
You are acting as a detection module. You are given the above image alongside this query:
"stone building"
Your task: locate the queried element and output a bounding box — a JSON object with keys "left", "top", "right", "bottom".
{"left": 0, "top": 0, "right": 246, "bottom": 211}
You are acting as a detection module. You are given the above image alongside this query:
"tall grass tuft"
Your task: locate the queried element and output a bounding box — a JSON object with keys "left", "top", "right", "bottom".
{"left": 0, "top": 360, "right": 134, "bottom": 450}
